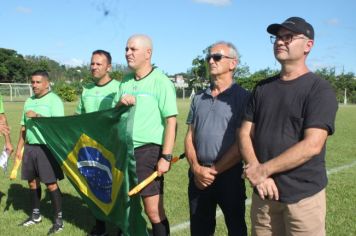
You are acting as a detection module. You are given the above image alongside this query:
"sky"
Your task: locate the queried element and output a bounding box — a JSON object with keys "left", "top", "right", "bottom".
{"left": 1, "top": 0, "right": 355, "bottom": 75}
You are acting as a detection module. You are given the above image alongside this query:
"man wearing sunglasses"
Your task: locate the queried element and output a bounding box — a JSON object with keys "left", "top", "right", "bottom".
{"left": 239, "top": 17, "right": 338, "bottom": 236}
{"left": 185, "top": 41, "right": 250, "bottom": 236}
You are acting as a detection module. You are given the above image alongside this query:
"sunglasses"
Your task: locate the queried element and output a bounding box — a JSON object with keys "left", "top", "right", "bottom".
{"left": 206, "top": 53, "right": 235, "bottom": 62}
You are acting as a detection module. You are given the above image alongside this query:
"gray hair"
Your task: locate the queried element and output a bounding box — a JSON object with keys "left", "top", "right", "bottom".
{"left": 209, "top": 41, "right": 238, "bottom": 59}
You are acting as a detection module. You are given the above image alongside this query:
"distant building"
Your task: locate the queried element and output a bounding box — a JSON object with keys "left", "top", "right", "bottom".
{"left": 170, "top": 75, "right": 188, "bottom": 88}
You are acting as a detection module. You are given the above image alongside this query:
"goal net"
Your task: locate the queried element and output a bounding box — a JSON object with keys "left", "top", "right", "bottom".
{"left": 0, "top": 83, "right": 32, "bottom": 102}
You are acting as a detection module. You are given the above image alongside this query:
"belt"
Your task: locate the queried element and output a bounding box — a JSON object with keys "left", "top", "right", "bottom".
{"left": 198, "top": 161, "right": 214, "bottom": 167}
{"left": 134, "top": 143, "right": 161, "bottom": 151}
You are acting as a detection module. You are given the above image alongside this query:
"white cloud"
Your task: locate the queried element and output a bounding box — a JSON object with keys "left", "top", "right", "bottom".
{"left": 325, "top": 18, "right": 340, "bottom": 26}
{"left": 64, "top": 58, "right": 85, "bottom": 67}
{"left": 193, "top": 0, "right": 232, "bottom": 6}
{"left": 16, "top": 6, "right": 32, "bottom": 14}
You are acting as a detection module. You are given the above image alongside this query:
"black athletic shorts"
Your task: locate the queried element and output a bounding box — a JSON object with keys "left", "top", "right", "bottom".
{"left": 134, "top": 144, "right": 164, "bottom": 196}
{"left": 21, "top": 144, "right": 64, "bottom": 183}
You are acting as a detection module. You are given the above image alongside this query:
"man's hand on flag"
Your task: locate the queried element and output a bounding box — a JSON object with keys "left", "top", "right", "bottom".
{"left": 25, "top": 110, "right": 38, "bottom": 118}
{"left": 118, "top": 94, "right": 136, "bottom": 107}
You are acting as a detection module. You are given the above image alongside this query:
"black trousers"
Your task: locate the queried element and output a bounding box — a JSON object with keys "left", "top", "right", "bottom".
{"left": 188, "top": 164, "right": 247, "bottom": 236}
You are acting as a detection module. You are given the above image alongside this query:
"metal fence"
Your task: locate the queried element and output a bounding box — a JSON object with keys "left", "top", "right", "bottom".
{"left": 176, "top": 88, "right": 194, "bottom": 99}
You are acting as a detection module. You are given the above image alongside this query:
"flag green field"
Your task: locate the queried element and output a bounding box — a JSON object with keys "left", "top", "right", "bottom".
{"left": 31, "top": 107, "right": 148, "bottom": 236}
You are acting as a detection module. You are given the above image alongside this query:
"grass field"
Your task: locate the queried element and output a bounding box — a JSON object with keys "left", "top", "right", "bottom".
{"left": 0, "top": 100, "right": 355, "bottom": 236}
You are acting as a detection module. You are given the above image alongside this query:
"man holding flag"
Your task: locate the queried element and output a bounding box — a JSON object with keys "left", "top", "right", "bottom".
{"left": 115, "top": 34, "right": 177, "bottom": 236}
{"left": 76, "top": 49, "right": 122, "bottom": 236}
{"left": 76, "top": 50, "right": 120, "bottom": 115}
{"left": 15, "top": 70, "right": 65, "bottom": 235}
{"left": 30, "top": 54, "right": 148, "bottom": 235}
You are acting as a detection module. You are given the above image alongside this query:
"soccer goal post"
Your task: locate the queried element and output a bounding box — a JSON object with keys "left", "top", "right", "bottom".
{"left": 0, "top": 83, "right": 32, "bottom": 102}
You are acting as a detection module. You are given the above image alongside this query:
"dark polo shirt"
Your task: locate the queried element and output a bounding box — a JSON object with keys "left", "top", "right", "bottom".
{"left": 186, "top": 83, "right": 250, "bottom": 164}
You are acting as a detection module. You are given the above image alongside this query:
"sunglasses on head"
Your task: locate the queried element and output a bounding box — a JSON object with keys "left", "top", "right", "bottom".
{"left": 206, "top": 53, "right": 235, "bottom": 62}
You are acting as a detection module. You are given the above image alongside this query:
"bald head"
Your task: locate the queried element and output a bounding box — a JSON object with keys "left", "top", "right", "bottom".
{"left": 127, "top": 34, "right": 153, "bottom": 52}
{"left": 125, "top": 34, "right": 154, "bottom": 72}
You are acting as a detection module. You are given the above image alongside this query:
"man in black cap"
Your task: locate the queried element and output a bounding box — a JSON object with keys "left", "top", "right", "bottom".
{"left": 239, "top": 17, "right": 338, "bottom": 236}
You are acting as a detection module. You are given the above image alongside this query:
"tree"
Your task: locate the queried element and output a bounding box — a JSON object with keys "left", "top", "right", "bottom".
{"left": 315, "top": 67, "right": 356, "bottom": 103}
{"left": 110, "top": 71, "right": 124, "bottom": 81}
{"left": 186, "top": 46, "right": 211, "bottom": 90}
{"left": 234, "top": 63, "right": 250, "bottom": 79}
{"left": 25, "top": 55, "right": 65, "bottom": 82}
{"left": 0, "top": 48, "right": 27, "bottom": 82}
{"left": 110, "top": 64, "right": 130, "bottom": 81}
{"left": 335, "top": 72, "right": 356, "bottom": 103}
{"left": 191, "top": 56, "right": 208, "bottom": 80}
{"left": 237, "top": 68, "right": 278, "bottom": 91}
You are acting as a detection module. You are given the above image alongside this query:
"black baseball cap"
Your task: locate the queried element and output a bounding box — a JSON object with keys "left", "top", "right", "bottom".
{"left": 267, "top": 17, "right": 314, "bottom": 40}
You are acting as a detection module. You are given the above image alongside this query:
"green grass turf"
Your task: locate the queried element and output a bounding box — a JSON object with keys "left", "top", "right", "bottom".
{"left": 0, "top": 101, "right": 355, "bottom": 235}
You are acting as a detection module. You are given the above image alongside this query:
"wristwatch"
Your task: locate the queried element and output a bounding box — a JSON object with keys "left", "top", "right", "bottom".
{"left": 161, "top": 154, "right": 173, "bottom": 162}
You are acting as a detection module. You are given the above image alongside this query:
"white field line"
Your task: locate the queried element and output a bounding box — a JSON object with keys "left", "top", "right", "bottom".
{"left": 326, "top": 160, "right": 356, "bottom": 175}
{"left": 171, "top": 160, "right": 356, "bottom": 233}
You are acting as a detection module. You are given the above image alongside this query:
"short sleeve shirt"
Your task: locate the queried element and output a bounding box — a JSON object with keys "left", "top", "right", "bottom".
{"left": 186, "top": 83, "right": 250, "bottom": 164}
{"left": 21, "top": 92, "right": 64, "bottom": 144}
{"left": 244, "top": 72, "right": 338, "bottom": 203}
{"left": 113, "top": 68, "right": 178, "bottom": 148}
{"left": 76, "top": 79, "right": 121, "bottom": 114}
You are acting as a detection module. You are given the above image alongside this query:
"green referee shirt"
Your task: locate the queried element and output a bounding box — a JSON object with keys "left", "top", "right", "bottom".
{"left": 76, "top": 79, "right": 121, "bottom": 114}
{"left": 113, "top": 68, "right": 178, "bottom": 148}
{"left": 21, "top": 92, "right": 64, "bottom": 144}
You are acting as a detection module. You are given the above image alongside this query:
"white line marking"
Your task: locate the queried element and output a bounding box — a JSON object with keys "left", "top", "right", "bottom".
{"left": 171, "top": 161, "right": 356, "bottom": 233}
{"left": 326, "top": 160, "right": 356, "bottom": 175}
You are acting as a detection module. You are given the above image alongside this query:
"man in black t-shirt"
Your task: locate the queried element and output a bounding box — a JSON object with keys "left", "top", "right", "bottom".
{"left": 239, "top": 17, "right": 338, "bottom": 236}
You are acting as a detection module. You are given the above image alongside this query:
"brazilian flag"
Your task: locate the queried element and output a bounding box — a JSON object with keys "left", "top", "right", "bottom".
{"left": 32, "top": 107, "right": 148, "bottom": 236}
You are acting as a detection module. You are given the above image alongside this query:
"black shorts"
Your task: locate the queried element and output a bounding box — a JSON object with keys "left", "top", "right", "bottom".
{"left": 21, "top": 144, "right": 64, "bottom": 183}
{"left": 134, "top": 144, "right": 164, "bottom": 196}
